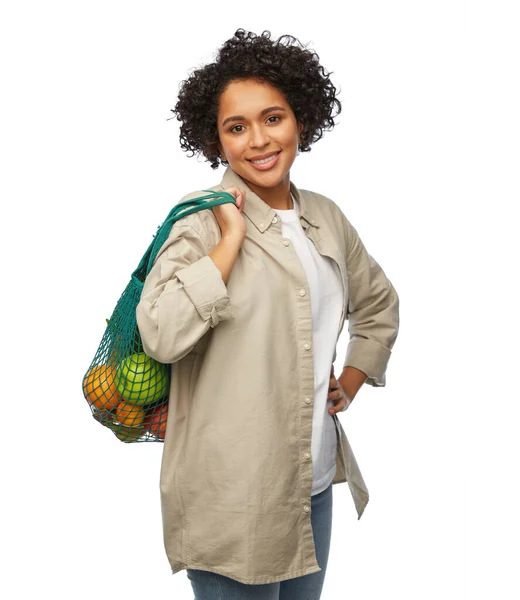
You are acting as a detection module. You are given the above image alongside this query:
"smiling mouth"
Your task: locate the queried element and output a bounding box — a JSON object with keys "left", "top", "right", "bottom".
{"left": 247, "top": 151, "right": 281, "bottom": 165}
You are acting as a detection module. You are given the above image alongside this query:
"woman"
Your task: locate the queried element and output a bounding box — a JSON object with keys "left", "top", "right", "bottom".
{"left": 136, "top": 29, "right": 399, "bottom": 599}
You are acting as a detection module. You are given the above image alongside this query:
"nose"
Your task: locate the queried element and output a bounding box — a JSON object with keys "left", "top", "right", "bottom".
{"left": 249, "top": 124, "right": 271, "bottom": 149}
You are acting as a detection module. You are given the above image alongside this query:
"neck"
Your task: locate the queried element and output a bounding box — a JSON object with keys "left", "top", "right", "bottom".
{"left": 241, "top": 174, "right": 293, "bottom": 210}
{"left": 269, "top": 194, "right": 294, "bottom": 210}
{"left": 284, "top": 194, "right": 295, "bottom": 210}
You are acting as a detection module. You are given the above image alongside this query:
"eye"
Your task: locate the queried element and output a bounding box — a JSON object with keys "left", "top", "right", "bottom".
{"left": 229, "top": 115, "right": 281, "bottom": 134}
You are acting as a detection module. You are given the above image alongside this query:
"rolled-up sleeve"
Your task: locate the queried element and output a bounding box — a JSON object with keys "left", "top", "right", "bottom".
{"left": 136, "top": 220, "right": 235, "bottom": 364}
{"left": 342, "top": 217, "right": 399, "bottom": 387}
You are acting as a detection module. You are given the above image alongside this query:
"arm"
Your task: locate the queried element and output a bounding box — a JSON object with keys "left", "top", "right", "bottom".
{"left": 208, "top": 233, "right": 243, "bottom": 285}
{"left": 341, "top": 216, "right": 400, "bottom": 387}
{"left": 136, "top": 219, "right": 239, "bottom": 364}
{"left": 338, "top": 366, "right": 368, "bottom": 404}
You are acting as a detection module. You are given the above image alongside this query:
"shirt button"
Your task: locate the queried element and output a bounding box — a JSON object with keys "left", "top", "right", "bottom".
{"left": 303, "top": 505, "right": 310, "bottom": 513}
{"left": 304, "top": 452, "right": 311, "bottom": 459}
{"left": 272, "top": 216, "right": 278, "bottom": 223}
{"left": 299, "top": 288, "right": 306, "bottom": 296}
{"left": 305, "top": 397, "right": 312, "bottom": 404}
{"left": 303, "top": 342, "right": 311, "bottom": 350}
{"left": 283, "top": 239, "right": 290, "bottom": 246}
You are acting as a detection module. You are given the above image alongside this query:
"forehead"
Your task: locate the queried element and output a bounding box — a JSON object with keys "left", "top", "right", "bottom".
{"left": 218, "top": 79, "right": 288, "bottom": 115}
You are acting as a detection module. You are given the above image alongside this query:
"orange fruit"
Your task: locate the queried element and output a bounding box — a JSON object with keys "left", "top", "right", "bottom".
{"left": 83, "top": 364, "right": 122, "bottom": 411}
{"left": 116, "top": 399, "right": 146, "bottom": 428}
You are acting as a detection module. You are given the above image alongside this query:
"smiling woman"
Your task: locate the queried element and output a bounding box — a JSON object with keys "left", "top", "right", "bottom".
{"left": 138, "top": 27, "right": 400, "bottom": 599}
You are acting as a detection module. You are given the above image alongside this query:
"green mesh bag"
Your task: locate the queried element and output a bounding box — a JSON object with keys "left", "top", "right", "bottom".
{"left": 82, "top": 190, "right": 237, "bottom": 443}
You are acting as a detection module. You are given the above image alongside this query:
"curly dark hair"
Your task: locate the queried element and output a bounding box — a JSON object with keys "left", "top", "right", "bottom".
{"left": 170, "top": 28, "right": 342, "bottom": 170}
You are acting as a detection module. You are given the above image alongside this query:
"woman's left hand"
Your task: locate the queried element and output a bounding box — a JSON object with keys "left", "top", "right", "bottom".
{"left": 327, "top": 365, "right": 350, "bottom": 415}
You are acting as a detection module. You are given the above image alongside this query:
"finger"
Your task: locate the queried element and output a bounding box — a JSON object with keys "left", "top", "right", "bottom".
{"left": 327, "top": 387, "right": 340, "bottom": 401}
{"left": 228, "top": 187, "right": 241, "bottom": 202}
{"left": 328, "top": 396, "right": 348, "bottom": 415}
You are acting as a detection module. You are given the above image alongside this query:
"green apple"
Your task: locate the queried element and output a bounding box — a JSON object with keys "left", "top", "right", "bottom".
{"left": 115, "top": 352, "right": 168, "bottom": 405}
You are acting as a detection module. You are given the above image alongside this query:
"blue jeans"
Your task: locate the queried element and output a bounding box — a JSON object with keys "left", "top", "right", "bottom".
{"left": 186, "top": 481, "right": 333, "bottom": 599}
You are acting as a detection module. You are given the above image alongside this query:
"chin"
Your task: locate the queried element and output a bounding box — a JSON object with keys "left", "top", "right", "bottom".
{"left": 244, "top": 170, "right": 285, "bottom": 189}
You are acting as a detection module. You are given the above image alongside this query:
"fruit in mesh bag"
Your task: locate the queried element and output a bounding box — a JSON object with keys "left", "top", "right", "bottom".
{"left": 143, "top": 402, "right": 168, "bottom": 440}
{"left": 83, "top": 364, "right": 122, "bottom": 411}
{"left": 116, "top": 399, "right": 146, "bottom": 427}
{"left": 113, "top": 425, "right": 145, "bottom": 443}
{"left": 92, "top": 408, "right": 117, "bottom": 426}
{"left": 103, "top": 416, "right": 145, "bottom": 442}
{"left": 115, "top": 352, "right": 168, "bottom": 405}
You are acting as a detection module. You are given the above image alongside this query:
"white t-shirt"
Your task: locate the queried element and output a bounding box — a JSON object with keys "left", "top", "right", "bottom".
{"left": 273, "top": 192, "right": 344, "bottom": 495}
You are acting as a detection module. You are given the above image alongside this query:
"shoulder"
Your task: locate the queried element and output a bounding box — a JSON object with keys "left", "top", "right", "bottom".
{"left": 300, "top": 188, "right": 349, "bottom": 223}
{"left": 300, "top": 187, "right": 359, "bottom": 255}
{"left": 300, "top": 187, "right": 355, "bottom": 231}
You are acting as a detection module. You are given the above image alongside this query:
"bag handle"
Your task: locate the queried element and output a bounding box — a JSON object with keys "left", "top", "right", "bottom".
{"left": 131, "top": 190, "right": 237, "bottom": 289}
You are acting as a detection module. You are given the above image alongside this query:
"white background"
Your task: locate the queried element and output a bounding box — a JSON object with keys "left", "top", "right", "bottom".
{"left": 1, "top": 1, "right": 519, "bottom": 599}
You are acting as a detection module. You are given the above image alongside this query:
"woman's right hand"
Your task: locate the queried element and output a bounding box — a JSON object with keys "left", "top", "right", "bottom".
{"left": 211, "top": 187, "right": 247, "bottom": 244}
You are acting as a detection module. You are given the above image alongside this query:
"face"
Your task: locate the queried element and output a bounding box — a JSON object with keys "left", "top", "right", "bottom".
{"left": 216, "top": 78, "right": 304, "bottom": 205}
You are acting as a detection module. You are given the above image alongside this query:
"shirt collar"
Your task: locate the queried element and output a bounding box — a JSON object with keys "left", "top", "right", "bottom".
{"left": 219, "top": 165, "right": 320, "bottom": 234}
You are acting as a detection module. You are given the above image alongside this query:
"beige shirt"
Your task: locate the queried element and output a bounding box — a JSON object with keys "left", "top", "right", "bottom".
{"left": 136, "top": 165, "right": 400, "bottom": 585}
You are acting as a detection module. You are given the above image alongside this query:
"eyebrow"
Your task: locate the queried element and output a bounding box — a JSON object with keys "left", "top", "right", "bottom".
{"left": 221, "top": 106, "right": 287, "bottom": 128}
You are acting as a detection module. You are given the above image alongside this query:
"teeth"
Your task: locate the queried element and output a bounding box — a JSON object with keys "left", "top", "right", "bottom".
{"left": 251, "top": 153, "right": 277, "bottom": 164}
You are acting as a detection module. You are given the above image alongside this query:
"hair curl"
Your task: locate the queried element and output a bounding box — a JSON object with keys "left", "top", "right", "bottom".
{"left": 170, "top": 28, "right": 342, "bottom": 170}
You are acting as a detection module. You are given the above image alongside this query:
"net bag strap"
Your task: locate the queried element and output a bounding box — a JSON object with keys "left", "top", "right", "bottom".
{"left": 130, "top": 190, "right": 236, "bottom": 289}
